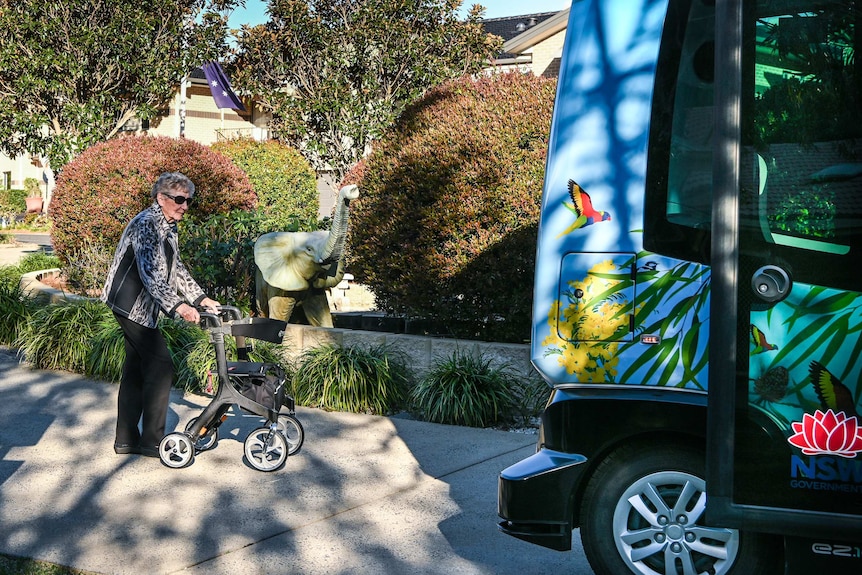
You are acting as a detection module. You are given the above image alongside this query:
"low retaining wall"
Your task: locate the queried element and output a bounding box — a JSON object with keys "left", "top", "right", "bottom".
{"left": 20, "top": 269, "right": 89, "bottom": 304}
{"left": 20, "top": 269, "right": 535, "bottom": 379}
{"left": 281, "top": 323, "right": 533, "bottom": 379}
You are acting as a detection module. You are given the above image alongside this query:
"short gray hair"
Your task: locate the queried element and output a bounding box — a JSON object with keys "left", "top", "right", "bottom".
{"left": 151, "top": 172, "right": 195, "bottom": 198}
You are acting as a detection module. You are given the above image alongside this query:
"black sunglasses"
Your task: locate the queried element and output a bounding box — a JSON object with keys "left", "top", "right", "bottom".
{"left": 161, "top": 193, "right": 194, "bottom": 206}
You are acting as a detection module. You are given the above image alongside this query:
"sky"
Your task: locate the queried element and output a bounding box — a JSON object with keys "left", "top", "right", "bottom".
{"left": 227, "top": 0, "right": 572, "bottom": 28}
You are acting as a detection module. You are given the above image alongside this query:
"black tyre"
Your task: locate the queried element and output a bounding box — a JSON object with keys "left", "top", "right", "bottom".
{"left": 276, "top": 414, "right": 305, "bottom": 455}
{"left": 580, "top": 443, "right": 782, "bottom": 575}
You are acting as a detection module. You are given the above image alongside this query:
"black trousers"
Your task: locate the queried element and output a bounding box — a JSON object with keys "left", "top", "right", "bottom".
{"left": 113, "top": 313, "right": 174, "bottom": 448}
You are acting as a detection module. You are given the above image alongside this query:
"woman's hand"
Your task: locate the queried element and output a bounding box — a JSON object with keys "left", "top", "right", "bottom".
{"left": 176, "top": 303, "right": 200, "bottom": 324}
{"left": 200, "top": 297, "right": 220, "bottom": 313}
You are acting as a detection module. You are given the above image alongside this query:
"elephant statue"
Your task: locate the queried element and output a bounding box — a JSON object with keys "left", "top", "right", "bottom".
{"left": 254, "top": 184, "right": 360, "bottom": 327}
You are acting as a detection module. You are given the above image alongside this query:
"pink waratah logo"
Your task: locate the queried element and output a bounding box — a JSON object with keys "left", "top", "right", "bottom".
{"left": 788, "top": 409, "right": 862, "bottom": 459}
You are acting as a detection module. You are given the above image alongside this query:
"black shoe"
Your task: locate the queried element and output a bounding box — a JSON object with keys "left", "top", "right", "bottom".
{"left": 140, "top": 446, "right": 160, "bottom": 458}
{"left": 114, "top": 443, "right": 141, "bottom": 455}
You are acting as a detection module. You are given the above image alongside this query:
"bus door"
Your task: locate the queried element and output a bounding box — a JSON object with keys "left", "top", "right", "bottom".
{"left": 708, "top": 0, "right": 862, "bottom": 558}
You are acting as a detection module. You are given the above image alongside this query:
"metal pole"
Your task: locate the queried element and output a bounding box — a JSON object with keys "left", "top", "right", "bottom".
{"left": 179, "top": 76, "right": 188, "bottom": 138}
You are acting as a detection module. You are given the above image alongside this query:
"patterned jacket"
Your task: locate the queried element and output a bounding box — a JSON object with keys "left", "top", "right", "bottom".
{"left": 101, "top": 203, "right": 205, "bottom": 328}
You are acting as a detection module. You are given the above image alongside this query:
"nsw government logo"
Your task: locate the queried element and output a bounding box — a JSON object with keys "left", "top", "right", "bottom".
{"left": 788, "top": 409, "right": 862, "bottom": 492}
{"left": 788, "top": 409, "right": 862, "bottom": 458}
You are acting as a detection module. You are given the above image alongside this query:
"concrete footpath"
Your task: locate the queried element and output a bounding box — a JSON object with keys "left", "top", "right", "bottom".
{"left": 0, "top": 241, "right": 46, "bottom": 266}
{"left": 0, "top": 347, "right": 593, "bottom": 575}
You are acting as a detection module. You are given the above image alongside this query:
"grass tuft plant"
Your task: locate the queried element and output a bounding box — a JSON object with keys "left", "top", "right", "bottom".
{"left": 410, "top": 350, "right": 518, "bottom": 428}
{"left": 15, "top": 252, "right": 63, "bottom": 274}
{"left": 86, "top": 313, "right": 126, "bottom": 381}
{"left": 0, "top": 281, "right": 37, "bottom": 345}
{"left": 508, "top": 373, "right": 552, "bottom": 429}
{"left": 15, "top": 299, "right": 113, "bottom": 372}
{"left": 292, "top": 343, "right": 410, "bottom": 415}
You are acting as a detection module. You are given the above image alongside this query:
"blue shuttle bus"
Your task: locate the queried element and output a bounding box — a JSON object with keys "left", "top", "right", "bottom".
{"left": 498, "top": 1, "right": 862, "bottom": 574}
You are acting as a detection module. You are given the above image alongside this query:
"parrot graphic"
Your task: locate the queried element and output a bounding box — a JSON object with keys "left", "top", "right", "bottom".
{"left": 809, "top": 360, "right": 858, "bottom": 418}
{"left": 750, "top": 324, "right": 778, "bottom": 355}
{"left": 556, "top": 180, "right": 611, "bottom": 238}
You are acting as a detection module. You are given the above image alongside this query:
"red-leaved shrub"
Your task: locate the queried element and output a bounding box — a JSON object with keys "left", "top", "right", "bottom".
{"left": 51, "top": 136, "right": 256, "bottom": 261}
{"left": 345, "top": 72, "right": 556, "bottom": 343}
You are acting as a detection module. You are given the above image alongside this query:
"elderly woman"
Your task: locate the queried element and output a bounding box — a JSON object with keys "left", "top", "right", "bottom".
{"left": 102, "top": 172, "right": 220, "bottom": 457}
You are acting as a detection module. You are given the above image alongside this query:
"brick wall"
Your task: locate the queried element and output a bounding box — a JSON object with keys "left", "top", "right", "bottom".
{"left": 529, "top": 29, "right": 566, "bottom": 78}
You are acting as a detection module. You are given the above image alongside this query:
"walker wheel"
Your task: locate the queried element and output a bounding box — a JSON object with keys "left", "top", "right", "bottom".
{"left": 159, "top": 433, "right": 194, "bottom": 468}
{"left": 276, "top": 414, "right": 305, "bottom": 455}
{"left": 185, "top": 417, "right": 218, "bottom": 452}
{"left": 244, "top": 428, "right": 288, "bottom": 472}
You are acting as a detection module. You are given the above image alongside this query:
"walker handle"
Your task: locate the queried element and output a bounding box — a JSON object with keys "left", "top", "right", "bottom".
{"left": 217, "top": 305, "right": 243, "bottom": 322}
{"left": 199, "top": 311, "right": 222, "bottom": 329}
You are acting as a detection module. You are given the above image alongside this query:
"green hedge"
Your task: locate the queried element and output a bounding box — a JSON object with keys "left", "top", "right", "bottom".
{"left": 0, "top": 188, "right": 26, "bottom": 216}
{"left": 211, "top": 138, "right": 319, "bottom": 232}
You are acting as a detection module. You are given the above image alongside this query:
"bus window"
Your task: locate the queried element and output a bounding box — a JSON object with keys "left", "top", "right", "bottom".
{"left": 644, "top": 0, "right": 716, "bottom": 263}
{"left": 741, "top": 1, "right": 862, "bottom": 292}
{"left": 646, "top": 0, "right": 860, "bottom": 288}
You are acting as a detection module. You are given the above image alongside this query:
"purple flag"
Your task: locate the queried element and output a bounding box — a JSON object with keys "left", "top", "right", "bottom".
{"left": 201, "top": 61, "right": 246, "bottom": 111}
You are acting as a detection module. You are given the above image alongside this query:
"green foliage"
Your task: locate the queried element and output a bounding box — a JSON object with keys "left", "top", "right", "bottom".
{"left": 179, "top": 210, "right": 269, "bottom": 312}
{"left": 234, "top": 0, "right": 502, "bottom": 182}
{"left": 0, "top": 0, "right": 237, "bottom": 169}
{"left": 0, "top": 552, "right": 97, "bottom": 575}
{"left": 770, "top": 189, "right": 836, "bottom": 238}
{"left": 211, "top": 138, "right": 319, "bottom": 230}
{"left": 14, "top": 299, "right": 113, "bottom": 372}
{"left": 5, "top": 213, "right": 51, "bottom": 231}
{"left": 155, "top": 317, "right": 208, "bottom": 386}
{"left": 346, "top": 73, "right": 556, "bottom": 343}
{"left": 410, "top": 350, "right": 518, "bottom": 428}
{"left": 753, "top": 13, "right": 861, "bottom": 147}
{"left": 0, "top": 252, "right": 63, "bottom": 291}
{"left": 17, "top": 251, "right": 63, "bottom": 273}
{"left": 0, "top": 281, "right": 37, "bottom": 345}
{"left": 176, "top": 331, "right": 288, "bottom": 394}
{"left": 0, "top": 266, "right": 21, "bottom": 292}
{"left": 24, "top": 178, "right": 41, "bottom": 197}
{"left": 50, "top": 135, "right": 256, "bottom": 263}
{"left": 510, "top": 374, "right": 551, "bottom": 428}
{"left": 86, "top": 312, "right": 126, "bottom": 382}
{"left": 0, "top": 188, "right": 26, "bottom": 216}
{"left": 0, "top": 273, "right": 537, "bottom": 427}
{"left": 292, "top": 343, "right": 410, "bottom": 415}
{"left": 6, "top": 288, "right": 285, "bottom": 391}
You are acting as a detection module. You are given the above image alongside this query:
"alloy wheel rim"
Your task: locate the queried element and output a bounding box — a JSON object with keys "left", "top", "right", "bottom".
{"left": 612, "top": 470, "right": 739, "bottom": 575}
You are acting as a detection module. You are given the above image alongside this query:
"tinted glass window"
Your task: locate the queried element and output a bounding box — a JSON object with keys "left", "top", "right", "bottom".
{"left": 741, "top": 2, "right": 862, "bottom": 271}
{"left": 644, "top": 0, "right": 715, "bottom": 262}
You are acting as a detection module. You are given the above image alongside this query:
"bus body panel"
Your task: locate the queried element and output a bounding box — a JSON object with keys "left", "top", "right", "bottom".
{"left": 500, "top": 0, "right": 862, "bottom": 570}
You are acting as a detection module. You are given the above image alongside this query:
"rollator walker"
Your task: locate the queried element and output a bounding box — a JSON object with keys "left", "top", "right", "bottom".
{"left": 159, "top": 306, "right": 304, "bottom": 471}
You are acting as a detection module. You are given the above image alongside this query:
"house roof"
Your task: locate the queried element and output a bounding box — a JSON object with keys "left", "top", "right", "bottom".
{"left": 502, "top": 8, "right": 570, "bottom": 56}
{"left": 481, "top": 11, "right": 561, "bottom": 60}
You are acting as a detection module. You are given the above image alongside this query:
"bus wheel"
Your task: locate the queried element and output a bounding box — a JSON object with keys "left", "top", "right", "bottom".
{"left": 580, "top": 443, "right": 782, "bottom": 575}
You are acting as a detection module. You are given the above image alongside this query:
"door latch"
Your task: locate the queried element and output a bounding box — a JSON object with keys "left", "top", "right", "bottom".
{"left": 751, "top": 265, "right": 791, "bottom": 303}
